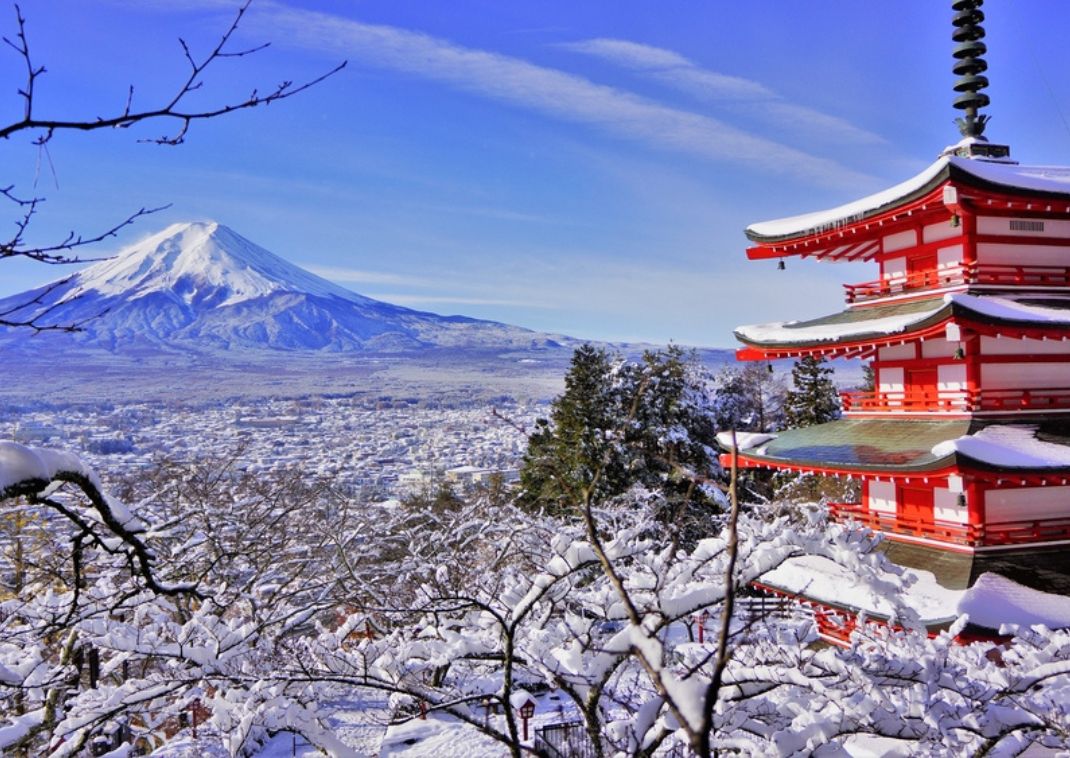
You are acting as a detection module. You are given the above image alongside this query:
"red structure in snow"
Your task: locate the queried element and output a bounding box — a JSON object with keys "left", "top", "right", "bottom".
{"left": 724, "top": 0, "right": 1070, "bottom": 635}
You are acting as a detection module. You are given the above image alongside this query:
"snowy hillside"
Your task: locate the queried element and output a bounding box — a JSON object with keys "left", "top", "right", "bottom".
{"left": 0, "top": 221, "right": 571, "bottom": 352}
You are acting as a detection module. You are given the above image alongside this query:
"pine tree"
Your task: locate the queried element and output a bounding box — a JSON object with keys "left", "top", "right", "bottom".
{"left": 517, "top": 344, "right": 628, "bottom": 512}
{"left": 860, "top": 363, "right": 875, "bottom": 392}
{"left": 517, "top": 344, "right": 721, "bottom": 535}
{"left": 783, "top": 356, "right": 840, "bottom": 429}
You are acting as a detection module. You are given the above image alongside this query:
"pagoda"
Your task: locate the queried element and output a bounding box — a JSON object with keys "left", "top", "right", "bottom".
{"left": 725, "top": 0, "right": 1070, "bottom": 638}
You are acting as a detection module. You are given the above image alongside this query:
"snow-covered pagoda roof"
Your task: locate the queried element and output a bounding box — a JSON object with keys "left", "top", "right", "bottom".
{"left": 734, "top": 293, "right": 1070, "bottom": 356}
{"left": 720, "top": 419, "right": 1070, "bottom": 477}
{"left": 746, "top": 155, "right": 1070, "bottom": 244}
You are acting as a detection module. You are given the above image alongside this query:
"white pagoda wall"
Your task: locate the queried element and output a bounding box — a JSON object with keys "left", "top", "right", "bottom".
{"left": 923, "top": 221, "right": 960, "bottom": 245}
{"left": 980, "top": 336, "right": 1070, "bottom": 356}
{"left": 985, "top": 486, "right": 1070, "bottom": 522}
{"left": 977, "top": 216, "right": 1070, "bottom": 239}
{"left": 878, "top": 344, "right": 916, "bottom": 361}
{"left": 867, "top": 480, "right": 897, "bottom": 514}
{"left": 976, "top": 243, "right": 1070, "bottom": 267}
{"left": 922, "top": 338, "right": 959, "bottom": 359}
{"left": 933, "top": 487, "right": 968, "bottom": 524}
{"left": 980, "top": 362, "right": 1070, "bottom": 389}
{"left": 876, "top": 367, "right": 903, "bottom": 396}
{"left": 937, "top": 244, "right": 964, "bottom": 271}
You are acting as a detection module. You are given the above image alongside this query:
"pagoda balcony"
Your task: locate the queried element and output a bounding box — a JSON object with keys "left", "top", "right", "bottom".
{"left": 840, "top": 387, "right": 1070, "bottom": 415}
{"left": 844, "top": 263, "right": 1070, "bottom": 304}
{"left": 827, "top": 502, "right": 1070, "bottom": 548}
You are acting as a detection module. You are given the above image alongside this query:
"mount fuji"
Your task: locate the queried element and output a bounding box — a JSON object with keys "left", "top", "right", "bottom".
{"left": 0, "top": 221, "right": 571, "bottom": 354}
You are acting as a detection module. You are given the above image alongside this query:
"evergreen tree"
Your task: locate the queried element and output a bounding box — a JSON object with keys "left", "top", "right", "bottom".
{"left": 860, "top": 363, "right": 875, "bottom": 393}
{"left": 517, "top": 344, "right": 722, "bottom": 538}
{"left": 783, "top": 356, "right": 840, "bottom": 429}
{"left": 517, "top": 344, "right": 628, "bottom": 512}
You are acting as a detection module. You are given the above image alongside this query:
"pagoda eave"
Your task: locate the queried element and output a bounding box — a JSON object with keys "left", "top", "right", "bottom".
{"left": 718, "top": 418, "right": 1070, "bottom": 480}
{"left": 745, "top": 158, "right": 1070, "bottom": 261}
{"left": 722, "top": 450, "right": 1070, "bottom": 486}
{"left": 734, "top": 293, "right": 1070, "bottom": 361}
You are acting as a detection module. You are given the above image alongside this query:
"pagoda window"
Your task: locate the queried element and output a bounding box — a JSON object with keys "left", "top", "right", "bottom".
{"left": 985, "top": 486, "right": 1070, "bottom": 523}
{"left": 937, "top": 364, "right": 968, "bottom": 407}
{"left": 933, "top": 486, "right": 969, "bottom": 524}
{"left": 877, "top": 366, "right": 904, "bottom": 400}
{"left": 881, "top": 256, "right": 908, "bottom": 284}
{"left": 921, "top": 337, "right": 959, "bottom": 359}
{"left": 981, "top": 362, "right": 1070, "bottom": 390}
{"left": 922, "top": 220, "right": 960, "bottom": 244}
{"left": 867, "top": 480, "right": 897, "bottom": 516}
{"left": 936, "top": 243, "right": 964, "bottom": 271}
{"left": 882, "top": 229, "right": 917, "bottom": 253}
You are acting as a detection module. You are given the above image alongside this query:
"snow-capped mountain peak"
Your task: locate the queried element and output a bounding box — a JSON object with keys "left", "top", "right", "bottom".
{"left": 1, "top": 221, "right": 567, "bottom": 353}
{"left": 65, "top": 220, "right": 369, "bottom": 308}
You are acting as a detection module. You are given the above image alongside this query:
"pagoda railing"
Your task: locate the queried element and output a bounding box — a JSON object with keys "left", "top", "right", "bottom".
{"left": 841, "top": 387, "right": 1070, "bottom": 414}
{"left": 844, "top": 263, "right": 1070, "bottom": 303}
{"left": 828, "top": 502, "right": 1070, "bottom": 547}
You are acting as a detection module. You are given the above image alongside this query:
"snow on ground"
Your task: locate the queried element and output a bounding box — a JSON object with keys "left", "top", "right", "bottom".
{"left": 379, "top": 713, "right": 505, "bottom": 757}
{"left": 841, "top": 734, "right": 915, "bottom": 758}
{"left": 380, "top": 689, "right": 580, "bottom": 757}
{"left": 252, "top": 690, "right": 391, "bottom": 758}
{"left": 933, "top": 424, "right": 1070, "bottom": 468}
{"left": 959, "top": 572, "right": 1070, "bottom": 630}
{"left": 760, "top": 555, "right": 962, "bottom": 624}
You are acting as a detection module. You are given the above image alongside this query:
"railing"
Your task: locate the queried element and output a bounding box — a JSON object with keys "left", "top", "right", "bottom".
{"left": 841, "top": 387, "right": 1070, "bottom": 414}
{"left": 828, "top": 501, "right": 1070, "bottom": 547}
{"left": 844, "top": 263, "right": 1070, "bottom": 303}
{"left": 534, "top": 722, "right": 600, "bottom": 758}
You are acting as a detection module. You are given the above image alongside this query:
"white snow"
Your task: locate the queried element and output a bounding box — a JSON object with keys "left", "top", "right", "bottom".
{"left": 715, "top": 431, "right": 776, "bottom": 452}
{"left": 509, "top": 689, "right": 535, "bottom": 710}
{"left": 734, "top": 300, "right": 945, "bottom": 345}
{"left": 0, "top": 440, "right": 49, "bottom": 490}
{"left": 932, "top": 425, "right": 1070, "bottom": 468}
{"left": 735, "top": 293, "right": 1070, "bottom": 346}
{"left": 947, "top": 292, "right": 1070, "bottom": 324}
{"left": 0, "top": 441, "right": 98, "bottom": 492}
{"left": 378, "top": 712, "right": 513, "bottom": 757}
{"left": 958, "top": 572, "right": 1070, "bottom": 630}
{"left": 62, "top": 221, "right": 370, "bottom": 308}
{"left": 748, "top": 156, "right": 1070, "bottom": 240}
{"left": 760, "top": 555, "right": 963, "bottom": 624}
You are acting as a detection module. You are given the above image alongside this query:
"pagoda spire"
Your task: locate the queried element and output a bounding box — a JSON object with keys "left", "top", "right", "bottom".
{"left": 952, "top": 0, "right": 990, "bottom": 138}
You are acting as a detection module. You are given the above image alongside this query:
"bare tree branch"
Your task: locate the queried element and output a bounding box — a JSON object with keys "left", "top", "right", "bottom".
{"left": 0, "top": 0, "right": 345, "bottom": 332}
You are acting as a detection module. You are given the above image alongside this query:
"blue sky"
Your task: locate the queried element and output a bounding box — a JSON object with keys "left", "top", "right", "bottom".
{"left": 3, "top": 0, "right": 1070, "bottom": 346}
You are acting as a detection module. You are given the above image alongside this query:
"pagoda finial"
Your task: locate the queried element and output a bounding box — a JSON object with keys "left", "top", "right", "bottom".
{"left": 951, "top": 0, "right": 990, "bottom": 138}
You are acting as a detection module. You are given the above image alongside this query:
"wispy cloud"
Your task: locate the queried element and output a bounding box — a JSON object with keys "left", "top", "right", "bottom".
{"left": 375, "top": 294, "right": 550, "bottom": 308}
{"left": 304, "top": 265, "right": 435, "bottom": 288}
{"left": 250, "top": 4, "right": 876, "bottom": 190}
{"left": 560, "top": 38, "right": 886, "bottom": 146}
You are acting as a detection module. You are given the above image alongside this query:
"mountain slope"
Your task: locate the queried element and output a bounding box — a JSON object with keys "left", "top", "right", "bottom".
{"left": 0, "top": 221, "right": 569, "bottom": 353}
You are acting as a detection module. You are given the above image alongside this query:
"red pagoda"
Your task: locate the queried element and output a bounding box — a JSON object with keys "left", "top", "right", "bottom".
{"left": 725, "top": 0, "right": 1070, "bottom": 638}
